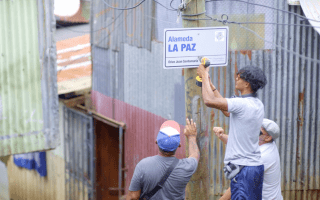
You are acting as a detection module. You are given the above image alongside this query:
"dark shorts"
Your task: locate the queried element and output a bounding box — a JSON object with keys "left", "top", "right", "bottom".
{"left": 230, "top": 165, "right": 264, "bottom": 200}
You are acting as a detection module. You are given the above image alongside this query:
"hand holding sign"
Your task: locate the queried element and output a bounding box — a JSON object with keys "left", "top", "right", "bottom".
{"left": 196, "top": 57, "right": 210, "bottom": 87}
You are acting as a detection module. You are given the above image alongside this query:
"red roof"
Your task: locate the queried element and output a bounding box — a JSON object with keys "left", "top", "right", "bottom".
{"left": 56, "top": 34, "right": 91, "bottom": 94}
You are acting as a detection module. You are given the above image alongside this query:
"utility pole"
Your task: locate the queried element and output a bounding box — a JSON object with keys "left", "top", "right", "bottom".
{"left": 182, "top": 0, "right": 210, "bottom": 199}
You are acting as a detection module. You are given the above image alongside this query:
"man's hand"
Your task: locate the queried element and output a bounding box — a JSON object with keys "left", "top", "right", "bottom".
{"left": 213, "top": 127, "right": 224, "bottom": 138}
{"left": 126, "top": 190, "right": 141, "bottom": 200}
{"left": 219, "top": 187, "right": 231, "bottom": 200}
{"left": 197, "top": 64, "right": 209, "bottom": 78}
{"left": 184, "top": 118, "right": 197, "bottom": 137}
{"left": 213, "top": 127, "right": 228, "bottom": 145}
{"left": 184, "top": 118, "right": 200, "bottom": 161}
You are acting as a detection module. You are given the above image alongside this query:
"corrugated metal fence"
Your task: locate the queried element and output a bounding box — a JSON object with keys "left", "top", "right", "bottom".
{"left": 206, "top": 1, "right": 320, "bottom": 199}
{"left": 0, "top": 0, "right": 59, "bottom": 156}
{"left": 91, "top": 0, "right": 320, "bottom": 199}
{"left": 64, "top": 107, "right": 95, "bottom": 200}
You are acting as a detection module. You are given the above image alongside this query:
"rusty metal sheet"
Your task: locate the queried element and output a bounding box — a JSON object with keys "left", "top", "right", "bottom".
{"left": 90, "top": 0, "right": 320, "bottom": 198}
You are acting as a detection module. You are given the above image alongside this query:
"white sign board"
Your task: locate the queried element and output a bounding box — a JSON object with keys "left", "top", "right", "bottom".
{"left": 163, "top": 27, "right": 229, "bottom": 69}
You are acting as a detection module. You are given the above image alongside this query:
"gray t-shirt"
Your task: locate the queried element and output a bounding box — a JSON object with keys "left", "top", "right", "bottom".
{"left": 129, "top": 155, "right": 198, "bottom": 200}
{"left": 225, "top": 97, "right": 264, "bottom": 166}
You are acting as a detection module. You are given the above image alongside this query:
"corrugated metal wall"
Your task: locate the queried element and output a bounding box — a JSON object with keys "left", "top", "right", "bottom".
{"left": 91, "top": 0, "right": 153, "bottom": 51}
{"left": 0, "top": 0, "right": 58, "bottom": 156}
{"left": 91, "top": 0, "right": 320, "bottom": 199}
{"left": 205, "top": 1, "right": 320, "bottom": 199}
{"left": 7, "top": 151, "right": 65, "bottom": 200}
{"left": 7, "top": 102, "right": 66, "bottom": 200}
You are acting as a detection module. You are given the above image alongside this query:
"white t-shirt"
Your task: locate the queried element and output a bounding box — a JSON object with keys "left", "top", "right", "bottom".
{"left": 225, "top": 97, "right": 264, "bottom": 166}
{"left": 260, "top": 142, "right": 283, "bottom": 200}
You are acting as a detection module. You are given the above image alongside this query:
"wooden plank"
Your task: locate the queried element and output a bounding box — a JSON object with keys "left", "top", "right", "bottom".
{"left": 76, "top": 105, "right": 126, "bottom": 128}
{"left": 58, "top": 76, "right": 92, "bottom": 95}
{"left": 62, "top": 96, "right": 86, "bottom": 108}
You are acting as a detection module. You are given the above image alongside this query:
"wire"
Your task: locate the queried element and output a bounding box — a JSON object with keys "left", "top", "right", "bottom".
{"left": 182, "top": 13, "right": 320, "bottom": 29}
{"left": 228, "top": 21, "right": 320, "bottom": 29}
{"left": 58, "top": 1, "right": 131, "bottom": 73}
{"left": 237, "top": 23, "right": 320, "bottom": 64}
{"left": 181, "top": 11, "right": 206, "bottom": 17}
{"left": 153, "top": 0, "right": 178, "bottom": 11}
{"left": 56, "top": 0, "right": 131, "bottom": 34}
{"left": 205, "top": 0, "right": 320, "bottom": 23}
{"left": 143, "top": 14, "right": 178, "bottom": 25}
{"left": 182, "top": 14, "right": 215, "bottom": 21}
{"left": 170, "top": 0, "right": 178, "bottom": 10}
{"left": 96, "top": 7, "right": 133, "bottom": 46}
{"left": 101, "top": 0, "right": 146, "bottom": 10}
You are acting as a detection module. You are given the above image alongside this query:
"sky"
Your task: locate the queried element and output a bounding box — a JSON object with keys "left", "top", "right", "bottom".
{"left": 54, "top": 0, "right": 80, "bottom": 17}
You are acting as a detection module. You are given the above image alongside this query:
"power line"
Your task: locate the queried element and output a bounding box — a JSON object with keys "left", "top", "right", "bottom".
{"left": 237, "top": 23, "right": 320, "bottom": 64}
{"left": 228, "top": 21, "right": 320, "bottom": 29}
{"left": 143, "top": 14, "right": 178, "bottom": 25}
{"left": 57, "top": 1, "right": 131, "bottom": 73}
{"left": 170, "top": 0, "right": 178, "bottom": 10}
{"left": 153, "top": 0, "right": 178, "bottom": 11}
{"left": 101, "top": 0, "right": 146, "bottom": 10}
{"left": 96, "top": 6, "right": 133, "bottom": 46}
{"left": 182, "top": 13, "right": 320, "bottom": 29}
{"left": 205, "top": 0, "right": 320, "bottom": 23}
{"left": 56, "top": 0, "right": 131, "bottom": 34}
{"left": 101, "top": 0, "right": 179, "bottom": 12}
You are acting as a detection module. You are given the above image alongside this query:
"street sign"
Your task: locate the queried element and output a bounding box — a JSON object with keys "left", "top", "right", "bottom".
{"left": 163, "top": 27, "right": 229, "bottom": 69}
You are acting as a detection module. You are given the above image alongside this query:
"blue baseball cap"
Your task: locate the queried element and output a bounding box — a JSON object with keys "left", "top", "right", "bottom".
{"left": 157, "top": 121, "right": 180, "bottom": 152}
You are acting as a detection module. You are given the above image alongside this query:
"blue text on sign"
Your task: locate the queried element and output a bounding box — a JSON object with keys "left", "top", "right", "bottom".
{"left": 168, "top": 43, "right": 196, "bottom": 52}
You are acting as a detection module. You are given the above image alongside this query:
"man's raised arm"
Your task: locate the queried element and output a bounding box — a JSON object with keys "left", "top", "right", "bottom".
{"left": 184, "top": 118, "right": 200, "bottom": 162}
{"left": 208, "top": 77, "right": 230, "bottom": 117}
{"left": 197, "top": 65, "right": 229, "bottom": 112}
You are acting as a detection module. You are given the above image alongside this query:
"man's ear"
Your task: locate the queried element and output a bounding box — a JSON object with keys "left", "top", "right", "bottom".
{"left": 178, "top": 143, "right": 181, "bottom": 148}
{"left": 155, "top": 140, "right": 158, "bottom": 144}
{"left": 245, "top": 81, "right": 250, "bottom": 88}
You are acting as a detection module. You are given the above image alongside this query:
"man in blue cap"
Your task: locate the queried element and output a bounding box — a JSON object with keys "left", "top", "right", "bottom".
{"left": 126, "top": 118, "right": 199, "bottom": 200}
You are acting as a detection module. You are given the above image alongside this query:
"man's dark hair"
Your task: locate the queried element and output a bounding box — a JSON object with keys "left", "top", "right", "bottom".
{"left": 237, "top": 66, "right": 267, "bottom": 93}
{"left": 158, "top": 146, "right": 177, "bottom": 156}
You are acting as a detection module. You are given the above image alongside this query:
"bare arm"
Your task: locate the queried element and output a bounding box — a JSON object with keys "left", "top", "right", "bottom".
{"left": 126, "top": 190, "right": 141, "bottom": 200}
{"left": 184, "top": 118, "right": 200, "bottom": 162}
{"left": 209, "top": 79, "right": 230, "bottom": 117}
{"left": 197, "top": 65, "right": 228, "bottom": 112}
{"left": 213, "top": 127, "right": 228, "bottom": 145}
{"left": 220, "top": 187, "right": 231, "bottom": 200}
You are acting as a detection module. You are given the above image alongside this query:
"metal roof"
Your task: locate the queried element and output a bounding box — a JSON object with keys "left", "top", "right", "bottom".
{"left": 57, "top": 34, "right": 92, "bottom": 95}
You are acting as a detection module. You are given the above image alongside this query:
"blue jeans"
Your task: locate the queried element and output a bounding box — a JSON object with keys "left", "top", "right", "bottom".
{"left": 230, "top": 165, "right": 264, "bottom": 200}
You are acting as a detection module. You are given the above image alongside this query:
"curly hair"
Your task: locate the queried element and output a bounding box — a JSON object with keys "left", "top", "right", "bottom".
{"left": 237, "top": 66, "right": 267, "bottom": 93}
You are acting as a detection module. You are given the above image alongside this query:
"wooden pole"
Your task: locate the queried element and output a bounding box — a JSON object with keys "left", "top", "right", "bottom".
{"left": 182, "top": 0, "right": 210, "bottom": 199}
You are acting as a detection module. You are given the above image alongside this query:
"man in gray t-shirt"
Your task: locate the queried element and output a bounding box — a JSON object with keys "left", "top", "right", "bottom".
{"left": 197, "top": 65, "right": 267, "bottom": 199}
{"left": 126, "top": 118, "right": 199, "bottom": 200}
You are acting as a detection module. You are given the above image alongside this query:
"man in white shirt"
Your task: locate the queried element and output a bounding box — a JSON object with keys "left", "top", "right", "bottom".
{"left": 197, "top": 65, "right": 267, "bottom": 199}
{"left": 214, "top": 118, "right": 283, "bottom": 200}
